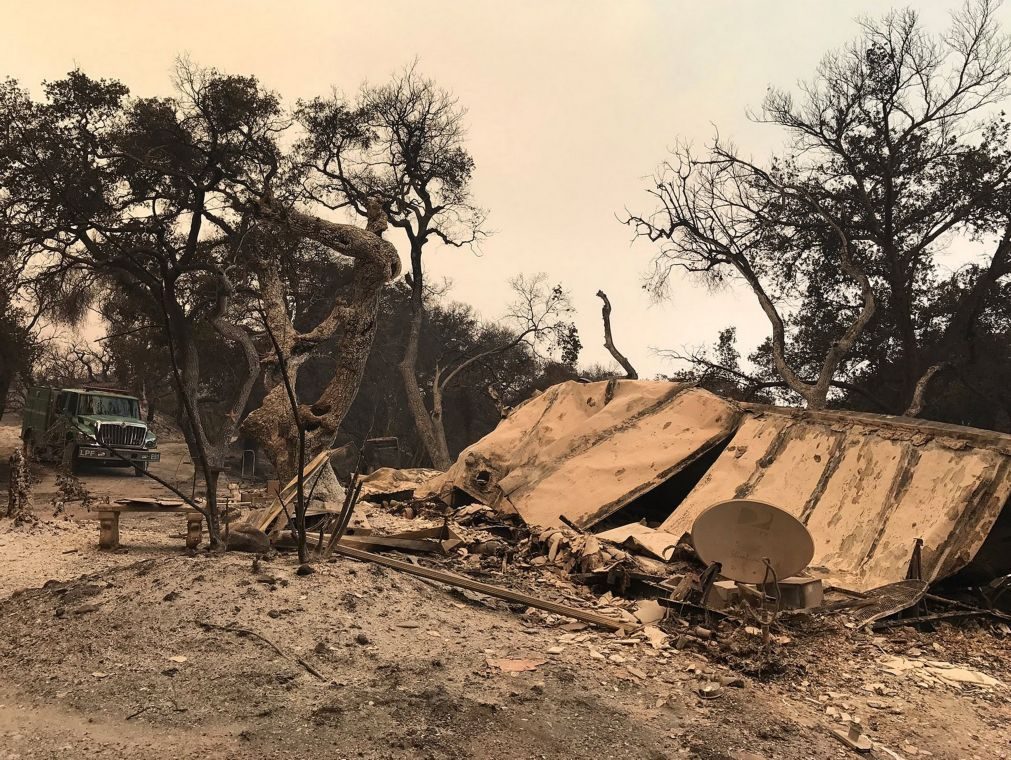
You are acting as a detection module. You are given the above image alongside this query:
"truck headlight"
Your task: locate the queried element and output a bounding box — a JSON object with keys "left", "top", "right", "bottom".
{"left": 145, "top": 433, "right": 157, "bottom": 449}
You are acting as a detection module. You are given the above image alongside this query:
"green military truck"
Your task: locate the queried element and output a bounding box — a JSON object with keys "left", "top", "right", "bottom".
{"left": 21, "top": 386, "right": 160, "bottom": 474}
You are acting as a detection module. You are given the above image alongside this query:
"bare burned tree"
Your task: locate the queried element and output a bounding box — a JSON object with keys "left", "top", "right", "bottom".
{"left": 657, "top": 334, "right": 892, "bottom": 411}
{"left": 0, "top": 239, "right": 44, "bottom": 418}
{"left": 628, "top": 142, "right": 875, "bottom": 410}
{"left": 595, "top": 290, "right": 638, "bottom": 379}
{"left": 297, "top": 64, "right": 486, "bottom": 469}
{"left": 0, "top": 214, "right": 92, "bottom": 419}
{"left": 629, "top": 1, "right": 1011, "bottom": 415}
{"left": 65, "top": 343, "right": 114, "bottom": 384}
{"left": 423, "top": 274, "right": 578, "bottom": 463}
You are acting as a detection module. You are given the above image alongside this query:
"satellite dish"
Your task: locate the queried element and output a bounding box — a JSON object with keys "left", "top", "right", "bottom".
{"left": 691, "top": 499, "right": 814, "bottom": 584}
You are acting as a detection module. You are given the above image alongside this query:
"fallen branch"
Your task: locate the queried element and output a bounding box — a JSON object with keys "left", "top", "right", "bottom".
{"left": 126, "top": 705, "right": 152, "bottom": 720}
{"left": 923, "top": 593, "right": 1011, "bottom": 623}
{"left": 196, "top": 621, "right": 327, "bottom": 681}
{"left": 871, "top": 609, "right": 989, "bottom": 629}
{"left": 82, "top": 433, "right": 206, "bottom": 518}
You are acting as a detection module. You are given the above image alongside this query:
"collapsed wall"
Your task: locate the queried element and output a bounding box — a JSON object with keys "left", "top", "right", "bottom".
{"left": 661, "top": 406, "right": 1011, "bottom": 592}
{"left": 423, "top": 379, "right": 1011, "bottom": 593}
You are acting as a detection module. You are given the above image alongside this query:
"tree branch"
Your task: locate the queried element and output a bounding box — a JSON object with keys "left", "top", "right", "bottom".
{"left": 595, "top": 290, "right": 638, "bottom": 379}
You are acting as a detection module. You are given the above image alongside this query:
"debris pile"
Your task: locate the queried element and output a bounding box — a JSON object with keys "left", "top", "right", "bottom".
{"left": 233, "top": 378, "right": 1011, "bottom": 697}
{"left": 423, "top": 379, "right": 1011, "bottom": 590}
{"left": 877, "top": 654, "right": 1003, "bottom": 690}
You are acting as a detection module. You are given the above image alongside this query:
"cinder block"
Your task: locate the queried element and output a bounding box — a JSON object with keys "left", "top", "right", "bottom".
{"left": 762, "top": 576, "right": 823, "bottom": 609}
{"left": 99, "top": 511, "right": 120, "bottom": 550}
{"left": 704, "top": 579, "right": 741, "bottom": 610}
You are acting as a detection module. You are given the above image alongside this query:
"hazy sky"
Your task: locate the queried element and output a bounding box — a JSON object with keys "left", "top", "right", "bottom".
{"left": 1, "top": 1, "right": 988, "bottom": 376}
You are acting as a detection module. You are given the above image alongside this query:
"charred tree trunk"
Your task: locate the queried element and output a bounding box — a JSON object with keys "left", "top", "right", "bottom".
{"left": 7, "top": 448, "right": 33, "bottom": 523}
{"left": 241, "top": 198, "right": 401, "bottom": 486}
{"left": 904, "top": 362, "right": 951, "bottom": 418}
{"left": 398, "top": 245, "right": 452, "bottom": 471}
{"left": 596, "top": 290, "right": 638, "bottom": 379}
{"left": 429, "top": 364, "right": 453, "bottom": 468}
{"left": 161, "top": 289, "right": 225, "bottom": 546}
{"left": 159, "top": 268, "right": 257, "bottom": 549}
{"left": 0, "top": 374, "right": 10, "bottom": 423}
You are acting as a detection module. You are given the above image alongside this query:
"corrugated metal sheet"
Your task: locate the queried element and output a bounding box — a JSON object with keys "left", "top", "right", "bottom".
{"left": 660, "top": 409, "right": 1011, "bottom": 591}
{"left": 420, "top": 380, "right": 739, "bottom": 529}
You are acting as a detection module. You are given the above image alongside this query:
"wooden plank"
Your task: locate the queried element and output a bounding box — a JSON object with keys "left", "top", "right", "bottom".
{"left": 276, "top": 531, "right": 450, "bottom": 554}
{"left": 92, "top": 505, "right": 201, "bottom": 515}
{"left": 279, "top": 450, "right": 333, "bottom": 500}
{"left": 336, "top": 535, "right": 451, "bottom": 554}
{"left": 114, "top": 498, "right": 185, "bottom": 508}
{"left": 329, "top": 544, "right": 629, "bottom": 631}
{"left": 249, "top": 450, "right": 334, "bottom": 532}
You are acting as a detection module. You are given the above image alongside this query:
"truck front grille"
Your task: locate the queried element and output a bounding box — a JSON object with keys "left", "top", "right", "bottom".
{"left": 97, "top": 423, "right": 146, "bottom": 448}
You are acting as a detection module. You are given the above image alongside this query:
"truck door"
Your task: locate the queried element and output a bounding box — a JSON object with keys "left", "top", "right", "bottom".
{"left": 51, "top": 392, "right": 65, "bottom": 423}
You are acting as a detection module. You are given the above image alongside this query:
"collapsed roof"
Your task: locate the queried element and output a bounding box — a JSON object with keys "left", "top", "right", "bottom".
{"left": 422, "top": 379, "right": 1011, "bottom": 593}
{"left": 420, "top": 380, "right": 739, "bottom": 529}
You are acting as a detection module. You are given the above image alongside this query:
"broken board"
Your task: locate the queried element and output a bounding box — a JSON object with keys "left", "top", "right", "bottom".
{"left": 245, "top": 450, "right": 335, "bottom": 533}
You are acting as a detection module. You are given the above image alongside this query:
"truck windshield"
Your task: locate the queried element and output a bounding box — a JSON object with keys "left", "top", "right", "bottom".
{"left": 80, "top": 395, "right": 140, "bottom": 419}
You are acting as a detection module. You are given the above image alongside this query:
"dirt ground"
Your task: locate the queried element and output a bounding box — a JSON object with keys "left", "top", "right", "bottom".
{"left": 0, "top": 412, "right": 1009, "bottom": 759}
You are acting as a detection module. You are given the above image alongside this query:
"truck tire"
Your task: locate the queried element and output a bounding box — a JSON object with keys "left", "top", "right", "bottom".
{"left": 134, "top": 461, "right": 149, "bottom": 477}
{"left": 62, "top": 442, "right": 79, "bottom": 473}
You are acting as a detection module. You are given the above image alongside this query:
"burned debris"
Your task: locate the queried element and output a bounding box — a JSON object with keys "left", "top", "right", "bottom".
{"left": 5, "top": 5, "right": 1011, "bottom": 756}
{"left": 225, "top": 380, "right": 1011, "bottom": 659}
{"left": 98, "top": 376, "right": 993, "bottom": 758}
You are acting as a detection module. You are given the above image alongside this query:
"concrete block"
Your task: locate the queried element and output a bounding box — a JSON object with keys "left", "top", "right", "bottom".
{"left": 99, "top": 511, "right": 120, "bottom": 550}
{"left": 762, "top": 576, "right": 823, "bottom": 609}
{"left": 704, "top": 579, "right": 741, "bottom": 610}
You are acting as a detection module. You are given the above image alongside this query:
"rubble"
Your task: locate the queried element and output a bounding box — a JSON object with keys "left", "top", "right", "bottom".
{"left": 422, "top": 379, "right": 1011, "bottom": 592}
{"left": 877, "top": 654, "right": 1004, "bottom": 690}
{"left": 244, "top": 450, "right": 342, "bottom": 533}
{"left": 5, "top": 396, "right": 1011, "bottom": 760}
{"left": 356, "top": 467, "right": 443, "bottom": 503}
{"left": 231, "top": 379, "right": 1011, "bottom": 713}
{"left": 595, "top": 522, "right": 681, "bottom": 561}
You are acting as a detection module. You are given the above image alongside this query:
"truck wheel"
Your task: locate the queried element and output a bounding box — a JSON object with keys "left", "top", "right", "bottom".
{"left": 62, "top": 443, "right": 79, "bottom": 473}
{"left": 134, "top": 461, "right": 149, "bottom": 477}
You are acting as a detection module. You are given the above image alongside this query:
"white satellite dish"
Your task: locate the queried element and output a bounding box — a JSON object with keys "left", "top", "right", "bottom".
{"left": 691, "top": 499, "right": 814, "bottom": 584}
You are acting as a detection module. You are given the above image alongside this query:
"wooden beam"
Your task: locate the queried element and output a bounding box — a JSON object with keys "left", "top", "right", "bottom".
{"left": 329, "top": 544, "right": 629, "bottom": 631}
